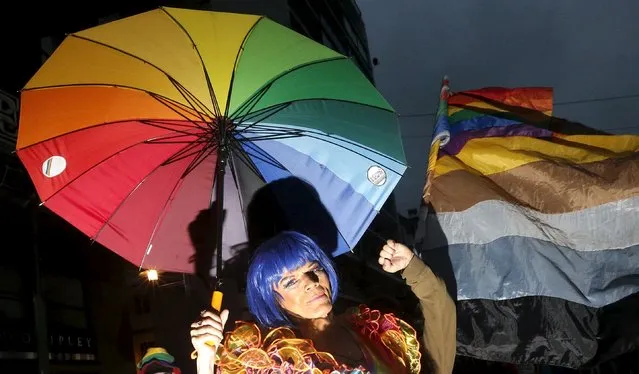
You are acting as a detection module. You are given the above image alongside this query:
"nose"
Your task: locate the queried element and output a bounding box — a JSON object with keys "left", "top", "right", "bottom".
{"left": 303, "top": 270, "right": 320, "bottom": 291}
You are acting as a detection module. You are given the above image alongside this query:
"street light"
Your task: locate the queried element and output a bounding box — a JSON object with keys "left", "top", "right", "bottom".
{"left": 143, "top": 269, "right": 159, "bottom": 281}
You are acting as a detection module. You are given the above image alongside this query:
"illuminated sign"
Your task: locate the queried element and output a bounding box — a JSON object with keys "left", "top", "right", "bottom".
{"left": 0, "top": 325, "right": 97, "bottom": 362}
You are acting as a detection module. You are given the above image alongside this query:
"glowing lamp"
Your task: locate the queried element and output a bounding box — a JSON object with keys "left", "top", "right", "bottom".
{"left": 146, "top": 269, "right": 159, "bottom": 281}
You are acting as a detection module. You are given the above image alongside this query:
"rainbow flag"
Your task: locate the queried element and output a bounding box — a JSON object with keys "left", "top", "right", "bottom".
{"left": 418, "top": 78, "right": 639, "bottom": 368}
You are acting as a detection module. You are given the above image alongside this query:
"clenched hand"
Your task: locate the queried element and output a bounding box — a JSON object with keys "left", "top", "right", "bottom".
{"left": 378, "top": 239, "right": 414, "bottom": 273}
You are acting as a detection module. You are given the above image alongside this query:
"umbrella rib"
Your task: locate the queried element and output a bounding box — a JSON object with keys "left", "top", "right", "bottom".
{"left": 140, "top": 120, "right": 205, "bottom": 135}
{"left": 238, "top": 99, "right": 401, "bottom": 175}
{"left": 231, "top": 83, "right": 272, "bottom": 123}
{"left": 239, "top": 126, "right": 403, "bottom": 175}
{"left": 145, "top": 132, "right": 208, "bottom": 144}
{"left": 298, "top": 133, "right": 405, "bottom": 175}
{"left": 17, "top": 88, "right": 207, "bottom": 151}
{"left": 143, "top": 129, "right": 205, "bottom": 142}
{"left": 246, "top": 122, "right": 405, "bottom": 170}
{"left": 39, "top": 137, "right": 185, "bottom": 205}
{"left": 228, "top": 56, "right": 347, "bottom": 118}
{"left": 222, "top": 16, "right": 265, "bottom": 116}
{"left": 234, "top": 136, "right": 392, "bottom": 255}
{"left": 233, "top": 102, "right": 292, "bottom": 135}
{"left": 231, "top": 137, "right": 287, "bottom": 173}
{"left": 160, "top": 7, "right": 222, "bottom": 117}
{"left": 229, "top": 142, "right": 266, "bottom": 180}
{"left": 236, "top": 128, "right": 403, "bottom": 176}
{"left": 230, "top": 145, "right": 265, "bottom": 180}
{"left": 69, "top": 34, "right": 214, "bottom": 119}
{"left": 230, "top": 96, "right": 402, "bottom": 165}
{"left": 227, "top": 154, "right": 252, "bottom": 230}
{"left": 141, "top": 119, "right": 200, "bottom": 129}
{"left": 235, "top": 126, "right": 310, "bottom": 143}
{"left": 91, "top": 142, "right": 198, "bottom": 243}
{"left": 182, "top": 143, "right": 218, "bottom": 178}
{"left": 138, "top": 162, "right": 192, "bottom": 271}
{"left": 162, "top": 141, "right": 214, "bottom": 166}
{"left": 15, "top": 119, "right": 186, "bottom": 152}
{"left": 165, "top": 78, "right": 215, "bottom": 122}
{"left": 238, "top": 96, "right": 395, "bottom": 121}
{"left": 145, "top": 139, "right": 210, "bottom": 144}
{"left": 143, "top": 87, "right": 212, "bottom": 123}
{"left": 230, "top": 136, "right": 396, "bottom": 255}
{"left": 20, "top": 82, "right": 211, "bottom": 134}
{"left": 236, "top": 133, "right": 303, "bottom": 142}
{"left": 234, "top": 134, "right": 287, "bottom": 170}
{"left": 147, "top": 93, "right": 210, "bottom": 131}
{"left": 236, "top": 125, "right": 302, "bottom": 138}
{"left": 21, "top": 82, "right": 207, "bottom": 125}
{"left": 235, "top": 102, "right": 290, "bottom": 126}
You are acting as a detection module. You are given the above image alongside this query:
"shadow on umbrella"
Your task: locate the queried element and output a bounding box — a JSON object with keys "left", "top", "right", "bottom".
{"left": 187, "top": 201, "right": 226, "bottom": 287}
{"left": 186, "top": 176, "right": 339, "bottom": 292}
{"left": 245, "top": 176, "right": 339, "bottom": 255}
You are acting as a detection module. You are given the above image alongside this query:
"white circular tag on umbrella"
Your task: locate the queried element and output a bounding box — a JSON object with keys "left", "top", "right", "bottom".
{"left": 367, "top": 165, "right": 387, "bottom": 186}
{"left": 42, "top": 155, "right": 67, "bottom": 178}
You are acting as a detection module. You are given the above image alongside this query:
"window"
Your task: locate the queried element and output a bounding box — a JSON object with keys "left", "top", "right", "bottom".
{"left": 134, "top": 295, "right": 151, "bottom": 315}
{"left": 44, "top": 275, "right": 88, "bottom": 329}
{"left": 0, "top": 90, "right": 18, "bottom": 150}
{"left": 0, "top": 267, "right": 26, "bottom": 320}
{"left": 0, "top": 297, "right": 24, "bottom": 320}
{"left": 288, "top": 0, "right": 322, "bottom": 42}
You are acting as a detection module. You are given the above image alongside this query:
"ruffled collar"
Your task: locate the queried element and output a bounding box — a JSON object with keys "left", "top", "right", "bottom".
{"left": 211, "top": 305, "right": 421, "bottom": 373}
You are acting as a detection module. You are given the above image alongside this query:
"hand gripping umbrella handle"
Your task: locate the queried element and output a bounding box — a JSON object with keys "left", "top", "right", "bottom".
{"left": 190, "top": 290, "right": 224, "bottom": 360}
{"left": 204, "top": 290, "right": 224, "bottom": 347}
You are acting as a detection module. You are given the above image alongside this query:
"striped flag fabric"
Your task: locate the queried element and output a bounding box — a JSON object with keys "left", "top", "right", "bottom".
{"left": 418, "top": 78, "right": 639, "bottom": 368}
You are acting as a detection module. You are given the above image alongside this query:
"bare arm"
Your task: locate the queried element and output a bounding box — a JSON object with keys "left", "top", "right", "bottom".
{"left": 196, "top": 355, "right": 216, "bottom": 374}
{"left": 402, "top": 255, "right": 456, "bottom": 374}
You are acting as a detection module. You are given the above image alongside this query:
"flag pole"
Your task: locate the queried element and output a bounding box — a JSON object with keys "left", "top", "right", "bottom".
{"left": 423, "top": 76, "right": 450, "bottom": 204}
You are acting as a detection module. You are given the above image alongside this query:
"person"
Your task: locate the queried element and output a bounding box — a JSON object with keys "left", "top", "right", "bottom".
{"left": 137, "top": 347, "right": 182, "bottom": 374}
{"left": 190, "top": 231, "right": 456, "bottom": 373}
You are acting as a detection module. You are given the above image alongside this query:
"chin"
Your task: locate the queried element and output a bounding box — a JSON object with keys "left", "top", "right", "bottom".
{"left": 309, "top": 302, "right": 333, "bottom": 319}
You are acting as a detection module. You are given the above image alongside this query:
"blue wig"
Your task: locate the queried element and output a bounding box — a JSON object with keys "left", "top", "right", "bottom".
{"left": 246, "top": 231, "right": 339, "bottom": 328}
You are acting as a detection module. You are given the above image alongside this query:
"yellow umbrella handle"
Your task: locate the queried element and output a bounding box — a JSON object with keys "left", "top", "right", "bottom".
{"left": 190, "top": 291, "right": 224, "bottom": 360}
{"left": 211, "top": 290, "right": 223, "bottom": 312}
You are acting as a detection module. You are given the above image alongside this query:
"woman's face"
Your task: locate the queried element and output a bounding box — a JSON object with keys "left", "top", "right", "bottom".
{"left": 274, "top": 261, "right": 333, "bottom": 320}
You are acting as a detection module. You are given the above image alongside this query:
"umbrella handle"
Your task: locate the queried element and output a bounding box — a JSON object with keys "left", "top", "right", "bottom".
{"left": 211, "top": 290, "right": 223, "bottom": 312}
{"left": 190, "top": 291, "right": 224, "bottom": 360}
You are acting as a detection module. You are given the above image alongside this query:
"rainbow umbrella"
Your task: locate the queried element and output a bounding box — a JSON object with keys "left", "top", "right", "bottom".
{"left": 16, "top": 8, "right": 406, "bottom": 286}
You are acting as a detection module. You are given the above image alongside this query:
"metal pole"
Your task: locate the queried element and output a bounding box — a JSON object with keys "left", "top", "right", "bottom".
{"left": 30, "top": 201, "right": 49, "bottom": 374}
{"left": 214, "top": 118, "right": 228, "bottom": 286}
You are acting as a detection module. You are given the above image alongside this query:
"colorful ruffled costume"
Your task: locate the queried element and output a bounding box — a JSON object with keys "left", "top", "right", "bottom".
{"left": 138, "top": 347, "right": 182, "bottom": 374}
{"left": 212, "top": 305, "right": 421, "bottom": 373}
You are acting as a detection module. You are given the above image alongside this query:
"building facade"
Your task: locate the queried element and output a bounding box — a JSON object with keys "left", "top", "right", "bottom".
{"left": 287, "top": 0, "right": 374, "bottom": 82}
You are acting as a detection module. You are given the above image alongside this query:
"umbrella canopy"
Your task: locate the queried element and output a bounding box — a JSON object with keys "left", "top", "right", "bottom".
{"left": 16, "top": 7, "right": 406, "bottom": 274}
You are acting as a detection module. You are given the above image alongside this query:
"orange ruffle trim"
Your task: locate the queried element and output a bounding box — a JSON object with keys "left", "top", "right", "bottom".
{"left": 350, "top": 305, "right": 421, "bottom": 374}
{"left": 213, "top": 322, "right": 367, "bottom": 373}
{"left": 212, "top": 305, "right": 420, "bottom": 374}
